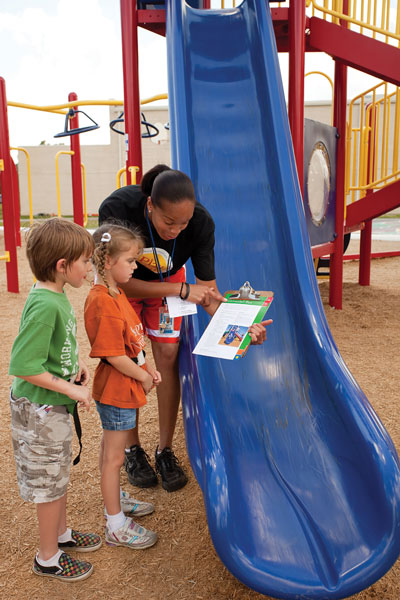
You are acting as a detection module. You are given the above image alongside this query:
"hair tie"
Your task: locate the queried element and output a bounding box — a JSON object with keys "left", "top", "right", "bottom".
{"left": 101, "top": 232, "right": 111, "bottom": 243}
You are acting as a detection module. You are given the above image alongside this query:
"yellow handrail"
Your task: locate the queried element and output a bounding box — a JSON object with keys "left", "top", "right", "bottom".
{"left": 310, "top": 0, "right": 400, "bottom": 45}
{"left": 8, "top": 100, "right": 123, "bottom": 113}
{"left": 116, "top": 167, "right": 126, "bottom": 189}
{"left": 7, "top": 102, "right": 68, "bottom": 115}
{"left": 11, "top": 147, "right": 33, "bottom": 224}
{"left": 116, "top": 165, "right": 140, "bottom": 188}
{"left": 0, "top": 251, "right": 10, "bottom": 262}
{"left": 55, "top": 150, "right": 74, "bottom": 216}
{"left": 141, "top": 94, "right": 168, "bottom": 105}
{"left": 350, "top": 169, "right": 400, "bottom": 191}
{"left": 304, "top": 71, "right": 334, "bottom": 125}
{"left": 128, "top": 166, "right": 140, "bottom": 185}
{"left": 346, "top": 81, "right": 400, "bottom": 204}
{"left": 8, "top": 94, "right": 168, "bottom": 114}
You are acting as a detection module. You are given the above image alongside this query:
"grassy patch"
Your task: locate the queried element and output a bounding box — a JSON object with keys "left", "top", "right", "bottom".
{"left": 0, "top": 210, "right": 99, "bottom": 230}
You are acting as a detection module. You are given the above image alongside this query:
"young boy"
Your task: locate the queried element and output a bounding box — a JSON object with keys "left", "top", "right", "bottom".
{"left": 8, "top": 218, "right": 100, "bottom": 582}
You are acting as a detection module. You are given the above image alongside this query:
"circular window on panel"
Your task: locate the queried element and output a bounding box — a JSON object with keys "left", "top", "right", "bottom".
{"left": 307, "top": 142, "right": 331, "bottom": 226}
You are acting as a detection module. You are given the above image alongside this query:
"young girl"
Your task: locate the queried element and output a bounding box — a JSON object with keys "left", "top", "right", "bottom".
{"left": 84, "top": 223, "right": 161, "bottom": 550}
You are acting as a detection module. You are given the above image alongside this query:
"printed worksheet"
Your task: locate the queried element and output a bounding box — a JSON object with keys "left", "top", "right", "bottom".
{"left": 193, "top": 292, "right": 273, "bottom": 360}
{"left": 166, "top": 295, "right": 197, "bottom": 318}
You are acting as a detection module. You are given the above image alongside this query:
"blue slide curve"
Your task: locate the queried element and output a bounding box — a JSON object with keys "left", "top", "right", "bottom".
{"left": 165, "top": 1, "right": 400, "bottom": 598}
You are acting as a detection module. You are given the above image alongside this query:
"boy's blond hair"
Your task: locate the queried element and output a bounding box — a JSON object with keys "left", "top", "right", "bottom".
{"left": 26, "top": 217, "right": 95, "bottom": 282}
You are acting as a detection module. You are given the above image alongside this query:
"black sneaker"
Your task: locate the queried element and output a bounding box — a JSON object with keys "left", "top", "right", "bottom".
{"left": 33, "top": 552, "right": 93, "bottom": 581}
{"left": 155, "top": 446, "right": 188, "bottom": 492}
{"left": 124, "top": 445, "right": 158, "bottom": 488}
{"left": 58, "top": 529, "right": 102, "bottom": 552}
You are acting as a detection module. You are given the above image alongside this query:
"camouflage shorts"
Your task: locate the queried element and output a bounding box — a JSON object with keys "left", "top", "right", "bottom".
{"left": 10, "top": 391, "right": 73, "bottom": 504}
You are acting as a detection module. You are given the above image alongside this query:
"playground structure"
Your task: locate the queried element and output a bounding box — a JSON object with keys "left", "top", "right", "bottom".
{"left": 1, "top": 1, "right": 400, "bottom": 300}
{"left": 1, "top": 1, "right": 400, "bottom": 597}
{"left": 163, "top": 2, "right": 400, "bottom": 598}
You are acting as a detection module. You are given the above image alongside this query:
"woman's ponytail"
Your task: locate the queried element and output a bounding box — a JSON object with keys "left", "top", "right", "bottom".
{"left": 141, "top": 164, "right": 171, "bottom": 197}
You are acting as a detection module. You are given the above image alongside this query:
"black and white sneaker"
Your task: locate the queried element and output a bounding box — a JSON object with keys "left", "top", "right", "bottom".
{"left": 124, "top": 445, "right": 158, "bottom": 488}
{"left": 155, "top": 446, "right": 188, "bottom": 492}
{"left": 33, "top": 552, "right": 93, "bottom": 581}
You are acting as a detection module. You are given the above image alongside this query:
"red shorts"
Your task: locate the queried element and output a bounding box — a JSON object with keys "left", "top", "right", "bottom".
{"left": 128, "top": 267, "right": 186, "bottom": 344}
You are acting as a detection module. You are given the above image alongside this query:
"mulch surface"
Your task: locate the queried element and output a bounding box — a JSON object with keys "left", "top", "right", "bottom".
{"left": 0, "top": 236, "right": 399, "bottom": 600}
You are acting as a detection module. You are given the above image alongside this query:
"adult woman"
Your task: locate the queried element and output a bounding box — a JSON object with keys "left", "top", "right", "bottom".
{"left": 99, "top": 165, "right": 269, "bottom": 492}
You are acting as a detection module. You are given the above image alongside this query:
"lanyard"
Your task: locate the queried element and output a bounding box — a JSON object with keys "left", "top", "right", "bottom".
{"left": 145, "top": 205, "right": 176, "bottom": 283}
{"left": 72, "top": 402, "right": 82, "bottom": 465}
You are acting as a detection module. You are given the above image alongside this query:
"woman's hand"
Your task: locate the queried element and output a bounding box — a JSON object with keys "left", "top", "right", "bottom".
{"left": 187, "top": 283, "right": 226, "bottom": 307}
{"left": 248, "top": 319, "right": 273, "bottom": 345}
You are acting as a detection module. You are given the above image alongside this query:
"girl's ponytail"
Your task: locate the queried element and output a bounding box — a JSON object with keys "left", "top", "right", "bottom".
{"left": 93, "top": 233, "right": 115, "bottom": 296}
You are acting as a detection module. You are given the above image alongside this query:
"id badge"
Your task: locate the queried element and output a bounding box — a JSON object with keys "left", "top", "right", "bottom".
{"left": 159, "top": 306, "right": 174, "bottom": 335}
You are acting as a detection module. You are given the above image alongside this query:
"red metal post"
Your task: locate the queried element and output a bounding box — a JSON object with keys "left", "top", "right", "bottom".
{"left": 0, "top": 77, "right": 19, "bottom": 293}
{"left": 68, "top": 92, "right": 84, "bottom": 226}
{"left": 329, "top": 2, "right": 349, "bottom": 309}
{"left": 288, "top": 0, "right": 306, "bottom": 195}
{"left": 120, "top": 0, "right": 143, "bottom": 184}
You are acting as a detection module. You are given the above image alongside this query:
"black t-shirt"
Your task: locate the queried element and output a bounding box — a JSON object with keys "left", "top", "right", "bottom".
{"left": 98, "top": 185, "right": 216, "bottom": 282}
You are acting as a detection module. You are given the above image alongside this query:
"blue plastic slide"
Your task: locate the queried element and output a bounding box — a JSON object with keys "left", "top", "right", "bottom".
{"left": 166, "top": 1, "right": 400, "bottom": 598}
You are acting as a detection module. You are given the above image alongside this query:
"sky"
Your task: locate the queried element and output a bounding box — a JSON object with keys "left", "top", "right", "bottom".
{"left": 0, "top": 0, "right": 385, "bottom": 150}
{"left": 0, "top": 0, "right": 168, "bottom": 148}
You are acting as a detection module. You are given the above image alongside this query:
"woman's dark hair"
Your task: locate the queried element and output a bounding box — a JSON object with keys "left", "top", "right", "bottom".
{"left": 141, "top": 164, "right": 196, "bottom": 208}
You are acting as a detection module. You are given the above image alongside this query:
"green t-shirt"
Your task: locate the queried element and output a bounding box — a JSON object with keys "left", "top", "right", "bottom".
{"left": 9, "top": 286, "right": 79, "bottom": 412}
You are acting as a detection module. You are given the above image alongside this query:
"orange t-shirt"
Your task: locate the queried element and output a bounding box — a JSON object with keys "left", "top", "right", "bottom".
{"left": 84, "top": 285, "right": 147, "bottom": 409}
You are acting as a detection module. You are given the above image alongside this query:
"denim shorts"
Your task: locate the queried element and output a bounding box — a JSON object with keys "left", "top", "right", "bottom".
{"left": 95, "top": 401, "right": 137, "bottom": 431}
